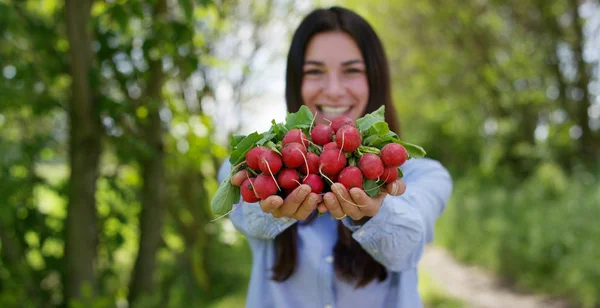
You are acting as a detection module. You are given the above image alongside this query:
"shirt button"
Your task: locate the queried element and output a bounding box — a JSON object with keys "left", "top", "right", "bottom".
{"left": 325, "top": 256, "right": 334, "bottom": 263}
{"left": 324, "top": 305, "right": 333, "bottom": 308}
{"left": 356, "top": 230, "right": 365, "bottom": 237}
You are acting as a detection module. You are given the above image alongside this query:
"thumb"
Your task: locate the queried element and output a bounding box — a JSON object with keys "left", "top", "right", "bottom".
{"left": 385, "top": 179, "right": 406, "bottom": 196}
{"left": 231, "top": 170, "right": 251, "bottom": 186}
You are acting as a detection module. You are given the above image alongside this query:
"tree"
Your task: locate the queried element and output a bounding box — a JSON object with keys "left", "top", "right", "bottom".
{"left": 64, "top": 0, "right": 102, "bottom": 302}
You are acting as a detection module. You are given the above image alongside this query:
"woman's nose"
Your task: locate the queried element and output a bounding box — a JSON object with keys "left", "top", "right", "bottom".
{"left": 324, "top": 74, "right": 344, "bottom": 99}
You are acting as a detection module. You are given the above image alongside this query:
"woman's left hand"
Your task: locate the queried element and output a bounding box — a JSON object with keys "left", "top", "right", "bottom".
{"left": 318, "top": 179, "right": 407, "bottom": 221}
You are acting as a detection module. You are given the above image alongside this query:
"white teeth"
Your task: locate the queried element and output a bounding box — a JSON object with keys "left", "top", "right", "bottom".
{"left": 320, "top": 106, "right": 350, "bottom": 117}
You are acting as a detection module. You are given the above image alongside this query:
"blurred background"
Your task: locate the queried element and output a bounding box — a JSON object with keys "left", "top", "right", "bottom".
{"left": 0, "top": 0, "right": 599, "bottom": 307}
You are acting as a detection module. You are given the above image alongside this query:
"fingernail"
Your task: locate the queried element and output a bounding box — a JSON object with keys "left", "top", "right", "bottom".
{"left": 271, "top": 199, "right": 281, "bottom": 207}
{"left": 350, "top": 189, "right": 360, "bottom": 199}
{"left": 301, "top": 185, "right": 311, "bottom": 195}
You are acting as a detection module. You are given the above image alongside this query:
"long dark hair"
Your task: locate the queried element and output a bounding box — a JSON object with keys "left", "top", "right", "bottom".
{"left": 273, "top": 6, "right": 401, "bottom": 287}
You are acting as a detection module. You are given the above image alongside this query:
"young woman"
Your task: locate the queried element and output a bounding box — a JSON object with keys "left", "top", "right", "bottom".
{"left": 218, "top": 6, "right": 453, "bottom": 308}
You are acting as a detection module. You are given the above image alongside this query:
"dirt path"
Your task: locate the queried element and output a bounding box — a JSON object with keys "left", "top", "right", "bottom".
{"left": 419, "top": 245, "right": 572, "bottom": 308}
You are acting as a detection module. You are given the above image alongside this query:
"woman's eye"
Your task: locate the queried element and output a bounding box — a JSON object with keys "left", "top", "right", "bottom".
{"left": 304, "top": 69, "right": 323, "bottom": 75}
{"left": 345, "top": 68, "right": 363, "bottom": 74}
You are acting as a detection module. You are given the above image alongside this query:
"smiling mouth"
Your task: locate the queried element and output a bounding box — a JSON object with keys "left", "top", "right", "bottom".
{"left": 317, "top": 105, "right": 352, "bottom": 119}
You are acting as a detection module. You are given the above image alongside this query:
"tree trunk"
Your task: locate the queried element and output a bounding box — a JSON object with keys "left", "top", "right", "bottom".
{"left": 63, "top": 0, "right": 101, "bottom": 304}
{"left": 568, "top": 0, "right": 598, "bottom": 163}
{"left": 128, "top": 0, "right": 168, "bottom": 305}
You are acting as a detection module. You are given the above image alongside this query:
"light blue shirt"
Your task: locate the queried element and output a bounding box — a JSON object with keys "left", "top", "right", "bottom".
{"left": 217, "top": 157, "right": 453, "bottom": 308}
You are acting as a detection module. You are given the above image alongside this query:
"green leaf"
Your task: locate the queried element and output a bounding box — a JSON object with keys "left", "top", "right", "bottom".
{"left": 230, "top": 134, "right": 246, "bottom": 148}
{"left": 210, "top": 174, "right": 241, "bottom": 216}
{"left": 256, "top": 131, "right": 275, "bottom": 146}
{"left": 285, "top": 105, "right": 314, "bottom": 129}
{"left": 257, "top": 120, "right": 287, "bottom": 145}
{"left": 178, "top": 0, "right": 194, "bottom": 21}
{"left": 367, "top": 135, "right": 396, "bottom": 148}
{"left": 348, "top": 156, "right": 357, "bottom": 166}
{"left": 229, "top": 132, "right": 264, "bottom": 165}
{"left": 363, "top": 179, "right": 380, "bottom": 197}
{"left": 398, "top": 140, "right": 427, "bottom": 158}
{"left": 357, "top": 106, "right": 385, "bottom": 132}
{"left": 397, "top": 167, "right": 404, "bottom": 178}
{"left": 363, "top": 135, "right": 379, "bottom": 146}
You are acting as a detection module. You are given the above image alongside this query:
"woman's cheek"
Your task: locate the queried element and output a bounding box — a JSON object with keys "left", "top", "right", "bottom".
{"left": 301, "top": 82, "right": 320, "bottom": 106}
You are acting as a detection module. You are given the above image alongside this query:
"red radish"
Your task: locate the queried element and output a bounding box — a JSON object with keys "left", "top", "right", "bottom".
{"left": 380, "top": 143, "right": 408, "bottom": 167}
{"left": 319, "top": 149, "right": 347, "bottom": 176}
{"left": 302, "top": 173, "right": 324, "bottom": 194}
{"left": 311, "top": 124, "right": 334, "bottom": 145}
{"left": 323, "top": 142, "right": 339, "bottom": 151}
{"left": 338, "top": 166, "right": 364, "bottom": 190}
{"left": 381, "top": 166, "right": 399, "bottom": 183}
{"left": 331, "top": 116, "right": 356, "bottom": 133}
{"left": 329, "top": 173, "right": 339, "bottom": 184}
{"left": 281, "top": 142, "right": 307, "bottom": 168}
{"left": 246, "top": 146, "right": 269, "bottom": 170}
{"left": 258, "top": 149, "right": 283, "bottom": 174}
{"left": 277, "top": 168, "right": 301, "bottom": 189}
{"left": 335, "top": 125, "right": 362, "bottom": 152}
{"left": 254, "top": 173, "right": 279, "bottom": 199}
{"left": 283, "top": 128, "right": 309, "bottom": 148}
{"left": 299, "top": 152, "right": 320, "bottom": 175}
{"left": 358, "top": 153, "right": 384, "bottom": 180}
{"left": 240, "top": 177, "right": 260, "bottom": 203}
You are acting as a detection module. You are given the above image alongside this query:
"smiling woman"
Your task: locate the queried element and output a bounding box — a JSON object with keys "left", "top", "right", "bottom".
{"left": 220, "top": 6, "right": 454, "bottom": 308}
{"left": 300, "top": 31, "right": 369, "bottom": 124}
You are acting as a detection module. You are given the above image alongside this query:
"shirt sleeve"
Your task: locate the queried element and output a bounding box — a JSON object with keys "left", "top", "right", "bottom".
{"left": 217, "top": 159, "right": 297, "bottom": 240}
{"left": 341, "top": 158, "right": 453, "bottom": 272}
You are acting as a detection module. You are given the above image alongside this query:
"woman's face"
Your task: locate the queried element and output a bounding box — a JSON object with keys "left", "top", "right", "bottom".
{"left": 301, "top": 31, "right": 369, "bottom": 125}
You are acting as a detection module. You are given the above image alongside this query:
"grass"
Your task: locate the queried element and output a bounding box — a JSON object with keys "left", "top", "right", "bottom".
{"left": 419, "top": 270, "right": 465, "bottom": 308}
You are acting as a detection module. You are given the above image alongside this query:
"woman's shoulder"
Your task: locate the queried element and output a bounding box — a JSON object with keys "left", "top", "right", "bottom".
{"left": 400, "top": 157, "right": 451, "bottom": 179}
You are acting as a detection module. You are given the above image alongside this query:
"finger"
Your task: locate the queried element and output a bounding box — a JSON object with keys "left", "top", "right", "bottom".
{"left": 331, "top": 183, "right": 362, "bottom": 220}
{"left": 293, "top": 192, "right": 319, "bottom": 220}
{"left": 384, "top": 179, "right": 406, "bottom": 196}
{"left": 259, "top": 195, "right": 283, "bottom": 213}
{"left": 279, "top": 184, "right": 311, "bottom": 217}
{"left": 349, "top": 188, "right": 380, "bottom": 217}
{"left": 231, "top": 170, "right": 251, "bottom": 186}
{"left": 272, "top": 208, "right": 283, "bottom": 218}
{"left": 323, "top": 191, "right": 346, "bottom": 220}
{"left": 317, "top": 203, "right": 328, "bottom": 214}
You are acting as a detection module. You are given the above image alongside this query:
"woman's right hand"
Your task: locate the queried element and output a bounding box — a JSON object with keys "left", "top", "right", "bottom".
{"left": 231, "top": 170, "right": 321, "bottom": 220}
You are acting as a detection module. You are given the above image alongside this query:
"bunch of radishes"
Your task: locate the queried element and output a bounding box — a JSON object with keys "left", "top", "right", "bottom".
{"left": 239, "top": 117, "right": 408, "bottom": 203}
{"left": 210, "top": 106, "right": 425, "bottom": 216}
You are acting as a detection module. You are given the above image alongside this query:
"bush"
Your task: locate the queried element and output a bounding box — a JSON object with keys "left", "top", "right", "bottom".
{"left": 435, "top": 163, "right": 600, "bottom": 308}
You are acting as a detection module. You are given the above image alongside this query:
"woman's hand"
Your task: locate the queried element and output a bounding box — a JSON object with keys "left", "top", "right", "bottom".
{"left": 319, "top": 179, "right": 407, "bottom": 221}
{"left": 231, "top": 170, "right": 321, "bottom": 220}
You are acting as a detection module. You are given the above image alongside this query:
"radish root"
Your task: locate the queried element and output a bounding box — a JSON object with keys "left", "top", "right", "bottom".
{"left": 295, "top": 147, "right": 310, "bottom": 175}
{"left": 309, "top": 110, "right": 317, "bottom": 135}
{"left": 262, "top": 158, "right": 281, "bottom": 191}
{"left": 338, "top": 132, "right": 345, "bottom": 160}
{"left": 246, "top": 172, "right": 259, "bottom": 199}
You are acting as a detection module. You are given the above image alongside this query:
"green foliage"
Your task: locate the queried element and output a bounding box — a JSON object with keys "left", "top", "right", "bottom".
{"left": 284, "top": 105, "right": 314, "bottom": 130}
{"left": 3, "top": 0, "right": 600, "bottom": 307}
{"left": 435, "top": 166, "right": 600, "bottom": 307}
